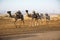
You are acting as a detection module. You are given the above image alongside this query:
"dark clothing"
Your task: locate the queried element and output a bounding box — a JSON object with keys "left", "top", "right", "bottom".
{"left": 46, "top": 16, "right": 50, "bottom": 20}
{"left": 15, "top": 11, "right": 24, "bottom": 20}
{"left": 32, "top": 14, "right": 37, "bottom": 18}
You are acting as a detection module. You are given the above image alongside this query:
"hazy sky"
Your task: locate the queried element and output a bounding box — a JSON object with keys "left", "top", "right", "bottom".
{"left": 0, "top": 0, "right": 60, "bottom": 14}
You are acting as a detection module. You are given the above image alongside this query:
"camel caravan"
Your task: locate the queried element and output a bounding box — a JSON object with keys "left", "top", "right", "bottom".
{"left": 0, "top": 10, "right": 60, "bottom": 28}
{"left": 7, "top": 10, "right": 50, "bottom": 24}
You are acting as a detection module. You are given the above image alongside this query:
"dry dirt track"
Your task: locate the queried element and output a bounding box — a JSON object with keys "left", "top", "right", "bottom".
{"left": 0, "top": 31, "right": 60, "bottom": 40}
{"left": 0, "top": 18, "right": 60, "bottom": 40}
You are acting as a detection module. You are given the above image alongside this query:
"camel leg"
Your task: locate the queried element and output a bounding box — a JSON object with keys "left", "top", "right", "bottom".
{"left": 31, "top": 19, "right": 32, "bottom": 27}
{"left": 46, "top": 20, "right": 48, "bottom": 24}
{"left": 34, "top": 19, "right": 36, "bottom": 26}
{"left": 36, "top": 19, "right": 39, "bottom": 26}
{"left": 31, "top": 19, "right": 33, "bottom": 27}
{"left": 32, "top": 18, "right": 36, "bottom": 27}
{"left": 33, "top": 19, "right": 35, "bottom": 27}
{"left": 38, "top": 19, "right": 40, "bottom": 26}
{"left": 41, "top": 19, "right": 43, "bottom": 24}
{"left": 37, "top": 19, "right": 39, "bottom": 26}
{"left": 15, "top": 18, "right": 17, "bottom": 23}
{"left": 14, "top": 18, "right": 18, "bottom": 28}
{"left": 46, "top": 19, "right": 49, "bottom": 25}
{"left": 36, "top": 20, "right": 38, "bottom": 26}
{"left": 39, "top": 19, "right": 41, "bottom": 25}
{"left": 35, "top": 19, "right": 37, "bottom": 26}
{"left": 22, "top": 20, "right": 24, "bottom": 26}
{"left": 40, "top": 19, "right": 43, "bottom": 25}
{"left": 48, "top": 20, "right": 50, "bottom": 24}
{"left": 20, "top": 19, "right": 24, "bottom": 27}
{"left": 22, "top": 20, "right": 24, "bottom": 24}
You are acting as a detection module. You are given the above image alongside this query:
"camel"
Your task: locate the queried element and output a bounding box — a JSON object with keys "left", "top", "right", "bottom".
{"left": 25, "top": 10, "right": 32, "bottom": 18}
{"left": 45, "top": 13, "right": 50, "bottom": 24}
{"left": 32, "top": 11, "right": 46, "bottom": 26}
{"left": 25, "top": 10, "right": 43, "bottom": 20}
{"left": 25, "top": 10, "right": 41, "bottom": 26}
{"left": 7, "top": 10, "right": 24, "bottom": 28}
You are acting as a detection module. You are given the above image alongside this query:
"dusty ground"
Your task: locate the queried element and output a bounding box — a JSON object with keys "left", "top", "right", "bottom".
{"left": 0, "top": 18, "right": 60, "bottom": 40}
{"left": 0, "top": 31, "right": 60, "bottom": 40}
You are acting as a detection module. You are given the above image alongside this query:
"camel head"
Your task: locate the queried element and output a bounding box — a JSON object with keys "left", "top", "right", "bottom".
{"left": 40, "top": 13, "right": 43, "bottom": 16}
{"left": 25, "top": 10, "right": 28, "bottom": 14}
{"left": 33, "top": 11, "right": 36, "bottom": 14}
{"left": 7, "top": 11, "right": 12, "bottom": 17}
{"left": 45, "top": 13, "right": 49, "bottom": 16}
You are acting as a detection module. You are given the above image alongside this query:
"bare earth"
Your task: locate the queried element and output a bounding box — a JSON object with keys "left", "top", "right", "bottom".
{"left": 0, "top": 31, "right": 60, "bottom": 40}
{"left": 0, "top": 17, "right": 60, "bottom": 40}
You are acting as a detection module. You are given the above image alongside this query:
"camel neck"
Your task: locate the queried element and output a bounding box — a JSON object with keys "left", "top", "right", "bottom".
{"left": 26, "top": 12, "right": 28, "bottom": 14}
{"left": 8, "top": 13, "right": 12, "bottom": 17}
